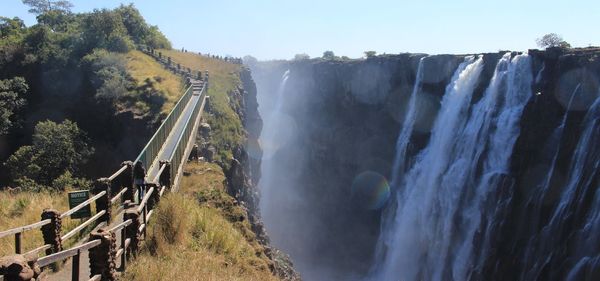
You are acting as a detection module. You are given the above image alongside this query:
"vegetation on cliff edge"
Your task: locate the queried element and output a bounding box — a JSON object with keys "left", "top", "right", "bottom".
{"left": 123, "top": 162, "right": 278, "bottom": 281}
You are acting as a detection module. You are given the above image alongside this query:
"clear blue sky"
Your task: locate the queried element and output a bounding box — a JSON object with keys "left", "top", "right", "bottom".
{"left": 2, "top": 0, "right": 599, "bottom": 60}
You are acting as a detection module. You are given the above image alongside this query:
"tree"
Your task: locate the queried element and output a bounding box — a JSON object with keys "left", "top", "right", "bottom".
{"left": 364, "top": 51, "right": 377, "bottom": 58}
{"left": 0, "top": 77, "right": 28, "bottom": 135}
{"left": 81, "top": 9, "right": 133, "bottom": 53}
{"left": 294, "top": 53, "right": 310, "bottom": 61}
{"left": 322, "top": 50, "right": 336, "bottom": 60}
{"left": 22, "top": 0, "right": 73, "bottom": 15}
{"left": 36, "top": 10, "right": 74, "bottom": 32}
{"left": 243, "top": 55, "right": 258, "bottom": 66}
{"left": 5, "top": 120, "right": 94, "bottom": 187}
{"left": 0, "top": 17, "right": 26, "bottom": 38}
{"left": 536, "top": 33, "right": 571, "bottom": 49}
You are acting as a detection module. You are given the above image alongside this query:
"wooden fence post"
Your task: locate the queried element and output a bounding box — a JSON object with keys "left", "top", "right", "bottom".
{"left": 94, "top": 178, "right": 112, "bottom": 224}
{"left": 123, "top": 207, "right": 140, "bottom": 257}
{"left": 159, "top": 160, "right": 171, "bottom": 189}
{"left": 15, "top": 232, "right": 22, "bottom": 254}
{"left": 119, "top": 226, "right": 127, "bottom": 271}
{"left": 147, "top": 183, "right": 160, "bottom": 211}
{"left": 0, "top": 253, "right": 42, "bottom": 281}
{"left": 88, "top": 229, "right": 117, "bottom": 281}
{"left": 120, "top": 161, "right": 134, "bottom": 203}
{"left": 40, "top": 209, "right": 62, "bottom": 255}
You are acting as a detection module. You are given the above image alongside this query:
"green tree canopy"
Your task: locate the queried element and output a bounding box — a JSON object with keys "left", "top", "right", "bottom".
{"left": 322, "top": 50, "right": 336, "bottom": 60}
{"left": 5, "top": 119, "right": 94, "bottom": 187}
{"left": 22, "top": 0, "right": 73, "bottom": 15}
{"left": 0, "top": 17, "right": 26, "bottom": 38}
{"left": 0, "top": 77, "right": 28, "bottom": 135}
{"left": 81, "top": 8, "right": 134, "bottom": 53}
{"left": 536, "top": 33, "right": 571, "bottom": 49}
{"left": 364, "top": 51, "right": 377, "bottom": 58}
{"left": 294, "top": 53, "right": 310, "bottom": 61}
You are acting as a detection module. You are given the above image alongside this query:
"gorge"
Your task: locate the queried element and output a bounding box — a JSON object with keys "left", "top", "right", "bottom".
{"left": 249, "top": 48, "right": 600, "bottom": 281}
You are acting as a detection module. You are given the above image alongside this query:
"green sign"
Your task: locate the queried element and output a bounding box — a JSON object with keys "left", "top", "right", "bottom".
{"left": 68, "top": 190, "right": 91, "bottom": 219}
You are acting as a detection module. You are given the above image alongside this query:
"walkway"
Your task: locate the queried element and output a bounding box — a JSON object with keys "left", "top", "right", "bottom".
{"left": 47, "top": 78, "right": 206, "bottom": 281}
{"left": 146, "top": 79, "right": 205, "bottom": 181}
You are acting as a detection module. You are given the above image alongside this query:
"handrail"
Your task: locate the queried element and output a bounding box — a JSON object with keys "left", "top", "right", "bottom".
{"left": 60, "top": 191, "right": 106, "bottom": 219}
{"left": 62, "top": 210, "right": 106, "bottom": 241}
{"left": 110, "top": 187, "right": 128, "bottom": 205}
{"left": 24, "top": 244, "right": 51, "bottom": 256}
{"left": 169, "top": 85, "right": 206, "bottom": 163}
{"left": 38, "top": 239, "right": 101, "bottom": 267}
{"left": 0, "top": 219, "right": 51, "bottom": 238}
{"left": 108, "top": 165, "right": 128, "bottom": 181}
{"left": 134, "top": 84, "right": 193, "bottom": 170}
{"left": 136, "top": 187, "right": 155, "bottom": 213}
{"left": 168, "top": 84, "right": 207, "bottom": 187}
{"left": 108, "top": 219, "right": 132, "bottom": 233}
{"left": 152, "top": 164, "right": 167, "bottom": 184}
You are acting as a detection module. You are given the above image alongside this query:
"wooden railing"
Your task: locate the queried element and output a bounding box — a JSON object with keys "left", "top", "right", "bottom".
{"left": 1, "top": 73, "right": 209, "bottom": 281}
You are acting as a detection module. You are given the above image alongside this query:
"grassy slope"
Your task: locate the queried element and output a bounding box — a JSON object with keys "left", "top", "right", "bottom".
{"left": 159, "top": 50, "right": 244, "bottom": 165}
{"left": 124, "top": 50, "right": 185, "bottom": 114}
{"left": 0, "top": 189, "right": 99, "bottom": 256}
{"left": 123, "top": 162, "right": 278, "bottom": 281}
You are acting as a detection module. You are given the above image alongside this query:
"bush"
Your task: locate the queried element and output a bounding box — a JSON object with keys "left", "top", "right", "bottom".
{"left": 0, "top": 77, "right": 28, "bottom": 135}
{"left": 51, "top": 171, "right": 91, "bottom": 190}
{"left": 5, "top": 120, "right": 93, "bottom": 187}
{"left": 107, "top": 33, "right": 134, "bottom": 53}
{"left": 322, "top": 50, "right": 336, "bottom": 60}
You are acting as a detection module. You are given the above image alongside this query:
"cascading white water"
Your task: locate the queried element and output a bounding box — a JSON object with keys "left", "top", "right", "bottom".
{"left": 522, "top": 90, "right": 600, "bottom": 280}
{"left": 389, "top": 57, "right": 426, "bottom": 187}
{"left": 563, "top": 95, "right": 600, "bottom": 280}
{"left": 370, "top": 55, "right": 485, "bottom": 281}
{"left": 259, "top": 69, "right": 291, "bottom": 220}
{"left": 519, "top": 83, "right": 582, "bottom": 280}
{"left": 371, "top": 53, "right": 535, "bottom": 281}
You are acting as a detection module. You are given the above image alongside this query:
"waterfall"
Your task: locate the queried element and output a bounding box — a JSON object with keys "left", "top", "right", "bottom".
{"left": 389, "top": 57, "right": 425, "bottom": 187}
{"left": 259, "top": 69, "right": 291, "bottom": 220}
{"left": 521, "top": 89, "right": 600, "bottom": 280}
{"left": 371, "top": 53, "right": 535, "bottom": 281}
{"left": 563, "top": 96, "right": 600, "bottom": 280}
{"left": 519, "top": 83, "right": 583, "bottom": 280}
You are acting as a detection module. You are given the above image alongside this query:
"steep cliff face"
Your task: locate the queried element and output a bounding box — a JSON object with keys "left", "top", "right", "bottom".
{"left": 226, "top": 67, "right": 300, "bottom": 280}
{"left": 251, "top": 48, "right": 600, "bottom": 281}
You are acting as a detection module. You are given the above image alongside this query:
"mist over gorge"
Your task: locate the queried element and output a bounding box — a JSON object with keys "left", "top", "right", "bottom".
{"left": 249, "top": 48, "right": 600, "bottom": 281}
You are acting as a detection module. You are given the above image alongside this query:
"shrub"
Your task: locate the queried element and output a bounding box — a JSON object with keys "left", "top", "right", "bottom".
{"left": 5, "top": 119, "right": 93, "bottom": 187}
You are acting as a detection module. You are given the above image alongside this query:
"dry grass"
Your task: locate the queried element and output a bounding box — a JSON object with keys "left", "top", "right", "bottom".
{"left": 123, "top": 162, "right": 279, "bottom": 281}
{"left": 159, "top": 50, "right": 244, "bottom": 166}
{"left": 0, "top": 189, "right": 98, "bottom": 256}
{"left": 124, "top": 50, "right": 184, "bottom": 114}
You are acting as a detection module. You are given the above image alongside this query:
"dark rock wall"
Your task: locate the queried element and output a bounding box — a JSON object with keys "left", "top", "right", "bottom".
{"left": 250, "top": 48, "right": 600, "bottom": 280}
{"left": 229, "top": 67, "right": 300, "bottom": 280}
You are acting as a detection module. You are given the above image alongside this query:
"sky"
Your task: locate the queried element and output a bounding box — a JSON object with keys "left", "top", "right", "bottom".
{"left": 2, "top": 0, "right": 599, "bottom": 60}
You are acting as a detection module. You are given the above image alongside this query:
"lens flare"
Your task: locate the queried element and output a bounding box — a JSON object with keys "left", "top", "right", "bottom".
{"left": 351, "top": 171, "right": 391, "bottom": 210}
